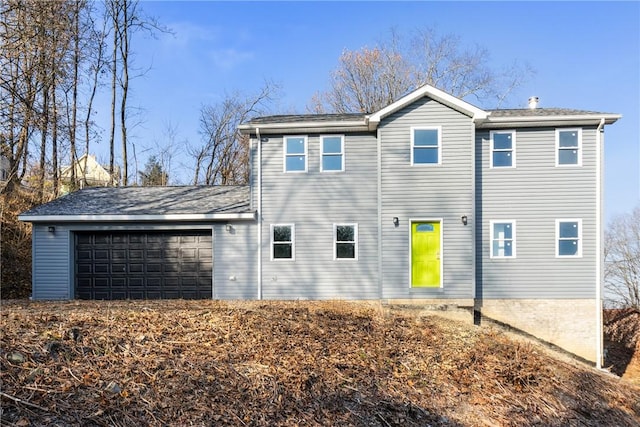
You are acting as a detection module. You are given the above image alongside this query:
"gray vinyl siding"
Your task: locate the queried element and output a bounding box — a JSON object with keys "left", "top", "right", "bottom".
{"left": 475, "top": 126, "right": 599, "bottom": 299}
{"left": 380, "top": 97, "right": 474, "bottom": 299}
{"left": 32, "top": 224, "right": 72, "bottom": 299}
{"left": 213, "top": 222, "right": 258, "bottom": 299}
{"left": 254, "top": 132, "right": 379, "bottom": 300}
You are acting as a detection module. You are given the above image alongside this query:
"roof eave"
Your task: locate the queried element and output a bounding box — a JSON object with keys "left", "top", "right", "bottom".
{"left": 18, "top": 212, "right": 257, "bottom": 223}
{"left": 476, "top": 114, "right": 621, "bottom": 129}
{"left": 239, "top": 120, "right": 369, "bottom": 135}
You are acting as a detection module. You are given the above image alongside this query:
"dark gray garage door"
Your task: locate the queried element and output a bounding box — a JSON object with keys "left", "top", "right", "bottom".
{"left": 75, "top": 230, "right": 212, "bottom": 300}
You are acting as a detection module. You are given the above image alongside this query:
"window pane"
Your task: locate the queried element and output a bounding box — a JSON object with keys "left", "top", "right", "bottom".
{"left": 322, "top": 155, "right": 342, "bottom": 171}
{"left": 336, "top": 243, "right": 355, "bottom": 258}
{"left": 414, "top": 129, "right": 438, "bottom": 147}
{"left": 273, "top": 226, "right": 291, "bottom": 242}
{"left": 336, "top": 225, "right": 354, "bottom": 242}
{"left": 493, "top": 240, "right": 513, "bottom": 257}
{"left": 559, "top": 131, "right": 578, "bottom": 148}
{"left": 558, "top": 149, "right": 578, "bottom": 165}
{"left": 493, "top": 151, "right": 512, "bottom": 167}
{"left": 414, "top": 147, "right": 438, "bottom": 164}
{"left": 559, "top": 240, "right": 578, "bottom": 256}
{"left": 286, "top": 156, "right": 305, "bottom": 171}
{"left": 273, "top": 243, "right": 292, "bottom": 259}
{"left": 493, "top": 133, "right": 513, "bottom": 150}
{"left": 286, "top": 138, "right": 305, "bottom": 154}
{"left": 559, "top": 222, "right": 578, "bottom": 238}
{"left": 323, "top": 137, "right": 342, "bottom": 154}
{"left": 493, "top": 223, "right": 512, "bottom": 239}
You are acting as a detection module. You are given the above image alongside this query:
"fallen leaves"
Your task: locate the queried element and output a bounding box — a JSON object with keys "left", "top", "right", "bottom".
{"left": 1, "top": 300, "right": 638, "bottom": 426}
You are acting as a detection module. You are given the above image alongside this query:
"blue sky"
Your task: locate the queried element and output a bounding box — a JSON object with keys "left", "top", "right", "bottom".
{"left": 92, "top": 1, "right": 639, "bottom": 222}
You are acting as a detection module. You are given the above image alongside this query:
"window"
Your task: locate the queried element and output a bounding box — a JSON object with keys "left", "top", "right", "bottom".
{"left": 411, "top": 127, "right": 441, "bottom": 165}
{"left": 334, "top": 224, "right": 357, "bottom": 259}
{"left": 490, "top": 130, "right": 515, "bottom": 168}
{"left": 284, "top": 136, "right": 307, "bottom": 172}
{"left": 490, "top": 221, "right": 516, "bottom": 258}
{"left": 556, "top": 129, "right": 582, "bottom": 166}
{"left": 321, "top": 135, "right": 344, "bottom": 172}
{"left": 556, "top": 219, "right": 582, "bottom": 257}
{"left": 271, "top": 224, "right": 294, "bottom": 260}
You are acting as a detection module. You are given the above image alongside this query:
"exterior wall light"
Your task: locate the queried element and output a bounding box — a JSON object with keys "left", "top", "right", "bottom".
{"left": 48, "top": 226, "right": 55, "bottom": 233}
{"left": 225, "top": 224, "right": 234, "bottom": 233}
{"left": 393, "top": 217, "right": 399, "bottom": 227}
{"left": 461, "top": 215, "right": 468, "bottom": 226}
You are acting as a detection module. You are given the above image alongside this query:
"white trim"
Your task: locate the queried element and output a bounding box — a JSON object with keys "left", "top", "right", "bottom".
{"left": 595, "top": 117, "right": 605, "bottom": 368}
{"left": 19, "top": 213, "right": 256, "bottom": 222}
{"left": 283, "top": 135, "right": 308, "bottom": 173}
{"left": 270, "top": 223, "right": 295, "bottom": 261}
{"left": 239, "top": 120, "right": 368, "bottom": 134}
{"left": 320, "top": 135, "right": 345, "bottom": 172}
{"left": 477, "top": 114, "right": 621, "bottom": 128}
{"left": 369, "top": 85, "right": 487, "bottom": 129}
{"left": 409, "top": 218, "right": 444, "bottom": 289}
{"left": 376, "top": 128, "right": 383, "bottom": 299}
{"left": 411, "top": 126, "right": 442, "bottom": 166}
{"left": 555, "top": 218, "right": 583, "bottom": 258}
{"left": 333, "top": 223, "right": 358, "bottom": 260}
{"left": 555, "top": 128, "right": 582, "bottom": 167}
{"left": 489, "top": 220, "right": 517, "bottom": 259}
{"left": 490, "top": 130, "right": 516, "bottom": 169}
{"left": 256, "top": 129, "right": 263, "bottom": 300}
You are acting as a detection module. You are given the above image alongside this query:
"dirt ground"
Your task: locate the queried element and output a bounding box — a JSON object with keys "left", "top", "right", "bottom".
{"left": 1, "top": 300, "right": 639, "bottom": 426}
{"left": 604, "top": 308, "right": 640, "bottom": 385}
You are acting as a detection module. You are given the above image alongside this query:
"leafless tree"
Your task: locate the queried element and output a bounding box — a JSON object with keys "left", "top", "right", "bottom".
{"left": 605, "top": 205, "right": 640, "bottom": 310}
{"left": 309, "top": 27, "right": 534, "bottom": 114}
{"left": 192, "top": 83, "right": 279, "bottom": 185}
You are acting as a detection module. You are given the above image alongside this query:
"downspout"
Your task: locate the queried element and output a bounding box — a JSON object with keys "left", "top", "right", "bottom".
{"left": 377, "top": 126, "right": 383, "bottom": 301}
{"left": 595, "top": 117, "right": 605, "bottom": 369}
{"left": 256, "top": 127, "right": 263, "bottom": 300}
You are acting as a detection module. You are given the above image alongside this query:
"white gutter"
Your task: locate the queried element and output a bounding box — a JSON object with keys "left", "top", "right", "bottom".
{"left": 595, "top": 117, "right": 605, "bottom": 369}
{"left": 256, "top": 127, "right": 263, "bottom": 300}
{"left": 476, "top": 114, "right": 621, "bottom": 128}
{"left": 18, "top": 213, "right": 256, "bottom": 222}
{"left": 239, "top": 120, "right": 368, "bottom": 134}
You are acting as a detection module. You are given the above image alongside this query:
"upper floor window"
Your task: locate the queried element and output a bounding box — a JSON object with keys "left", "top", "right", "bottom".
{"left": 411, "top": 127, "right": 441, "bottom": 165}
{"left": 321, "top": 135, "right": 344, "bottom": 172}
{"left": 334, "top": 224, "right": 357, "bottom": 259}
{"left": 556, "top": 129, "right": 582, "bottom": 166}
{"left": 271, "top": 224, "right": 295, "bottom": 260}
{"left": 556, "top": 219, "right": 582, "bottom": 257}
{"left": 284, "top": 136, "right": 307, "bottom": 172}
{"left": 490, "top": 220, "right": 516, "bottom": 258}
{"left": 490, "top": 130, "right": 515, "bottom": 168}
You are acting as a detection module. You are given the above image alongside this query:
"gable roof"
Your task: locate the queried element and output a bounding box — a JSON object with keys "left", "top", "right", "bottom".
{"left": 18, "top": 186, "right": 254, "bottom": 223}
{"left": 239, "top": 84, "right": 620, "bottom": 133}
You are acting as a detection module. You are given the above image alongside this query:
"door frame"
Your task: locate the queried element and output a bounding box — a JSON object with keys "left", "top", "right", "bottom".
{"left": 408, "top": 218, "right": 444, "bottom": 288}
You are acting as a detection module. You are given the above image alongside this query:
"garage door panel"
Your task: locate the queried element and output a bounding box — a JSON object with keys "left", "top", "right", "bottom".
{"left": 75, "top": 230, "right": 212, "bottom": 300}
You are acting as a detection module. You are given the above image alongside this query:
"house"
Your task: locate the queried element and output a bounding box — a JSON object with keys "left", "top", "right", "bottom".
{"left": 19, "top": 85, "right": 620, "bottom": 364}
{"left": 0, "top": 155, "right": 9, "bottom": 182}
{"left": 59, "top": 154, "right": 119, "bottom": 194}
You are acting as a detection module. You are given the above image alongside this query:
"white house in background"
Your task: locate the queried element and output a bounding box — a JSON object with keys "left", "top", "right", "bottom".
{"left": 19, "top": 85, "right": 621, "bottom": 365}
{"left": 59, "top": 154, "right": 118, "bottom": 194}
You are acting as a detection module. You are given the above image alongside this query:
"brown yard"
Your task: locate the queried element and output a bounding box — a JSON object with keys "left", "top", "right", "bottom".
{"left": 1, "top": 300, "right": 639, "bottom": 426}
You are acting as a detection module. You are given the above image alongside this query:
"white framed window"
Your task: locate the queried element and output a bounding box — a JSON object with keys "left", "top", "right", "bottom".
{"left": 271, "top": 224, "right": 295, "bottom": 260}
{"left": 284, "top": 136, "right": 307, "bottom": 172}
{"left": 490, "top": 220, "right": 516, "bottom": 258}
{"left": 334, "top": 224, "right": 357, "bottom": 260}
{"left": 556, "top": 128, "right": 582, "bottom": 166}
{"left": 490, "top": 130, "right": 516, "bottom": 168}
{"left": 411, "top": 127, "right": 441, "bottom": 165}
{"left": 556, "top": 219, "right": 582, "bottom": 257}
{"left": 321, "top": 135, "right": 344, "bottom": 172}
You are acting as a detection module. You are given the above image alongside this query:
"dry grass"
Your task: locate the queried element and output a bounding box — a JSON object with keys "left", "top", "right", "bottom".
{"left": 1, "top": 300, "right": 639, "bottom": 426}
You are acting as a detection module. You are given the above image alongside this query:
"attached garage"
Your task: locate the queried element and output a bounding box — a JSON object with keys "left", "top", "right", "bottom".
{"left": 75, "top": 230, "right": 213, "bottom": 300}
{"left": 19, "top": 186, "right": 256, "bottom": 301}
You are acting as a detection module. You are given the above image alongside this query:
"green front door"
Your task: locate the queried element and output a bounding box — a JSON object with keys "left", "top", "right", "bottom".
{"left": 411, "top": 221, "right": 441, "bottom": 287}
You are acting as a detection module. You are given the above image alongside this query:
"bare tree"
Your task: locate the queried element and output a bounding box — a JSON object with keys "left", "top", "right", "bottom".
{"left": 605, "top": 205, "right": 640, "bottom": 310}
{"left": 309, "top": 27, "right": 534, "bottom": 114}
{"left": 192, "top": 83, "right": 279, "bottom": 185}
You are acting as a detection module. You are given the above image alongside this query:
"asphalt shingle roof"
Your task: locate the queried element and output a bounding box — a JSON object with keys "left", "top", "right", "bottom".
{"left": 20, "top": 186, "right": 251, "bottom": 217}
{"left": 247, "top": 113, "right": 366, "bottom": 124}
{"left": 487, "top": 108, "right": 610, "bottom": 117}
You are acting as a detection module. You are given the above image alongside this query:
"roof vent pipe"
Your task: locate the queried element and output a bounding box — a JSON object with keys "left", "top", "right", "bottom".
{"left": 528, "top": 96, "right": 539, "bottom": 109}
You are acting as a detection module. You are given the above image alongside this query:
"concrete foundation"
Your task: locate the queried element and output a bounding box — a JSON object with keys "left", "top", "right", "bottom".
{"left": 475, "top": 299, "right": 599, "bottom": 363}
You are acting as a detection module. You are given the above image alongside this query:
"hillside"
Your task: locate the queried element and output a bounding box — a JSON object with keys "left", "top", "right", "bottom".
{"left": 1, "top": 300, "right": 638, "bottom": 426}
